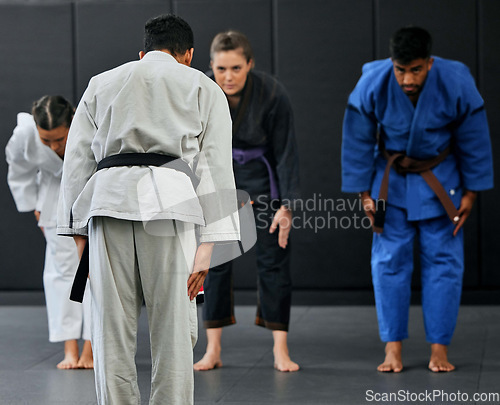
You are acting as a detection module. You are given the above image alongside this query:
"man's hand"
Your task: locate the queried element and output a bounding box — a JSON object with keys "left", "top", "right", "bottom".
{"left": 34, "top": 210, "right": 44, "bottom": 234}
{"left": 187, "top": 242, "right": 214, "bottom": 300}
{"left": 453, "top": 190, "right": 477, "bottom": 237}
{"left": 269, "top": 206, "right": 292, "bottom": 249}
{"left": 73, "top": 235, "right": 88, "bottom": 260}
{"left": 359, "top": 191, "right": 376, "bottom": 227}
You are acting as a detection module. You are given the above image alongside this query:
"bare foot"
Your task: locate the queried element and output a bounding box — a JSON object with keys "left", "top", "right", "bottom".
{"left": 57, "top": 340, "right": 79, "bottom": 370}
{"left": 429, "top": 343, "right": 455, "bottom": 372}
{"left": 193, "top": 351, "right": 222, "bottom": 371}
{"left": 194, "top": 328, "right": 223, "bottom": 371}
{"left": 273, "top": 349, "right": 300, "bottom": 372}
{"left": 272, "top": 330, "right": 299, "bottom": 372}
{"left": 378, "top": 341, "right": 403, "bottom": 372}
{"left": 77, "top": 340, "right": 94, "bottom": 369}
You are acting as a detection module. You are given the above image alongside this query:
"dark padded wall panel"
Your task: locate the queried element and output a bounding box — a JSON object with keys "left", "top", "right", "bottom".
{"left": 479, "top": 0, "right": 500, "bottom": 287}
{"left": 377, "top": 0, "right": 480, "bottom": 287}
{"left": 0, "top": 0, "right": 497, "bottom": 294}
{"left": 75, "top": 2, "right": 170, "bottom": 98}
{"left": 177, "top": 0, "right": 272, "bottom": 77}
{"left": 277, "top": 0, "right": 374, "bottom": 288}
{"left": 177, "top": 0, "right": 272, "bottom": 288}
{"left": 0, "top": 4, "right": 74, "bottom": 289}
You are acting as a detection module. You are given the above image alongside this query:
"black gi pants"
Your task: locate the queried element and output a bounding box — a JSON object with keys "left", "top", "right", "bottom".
{"left": 202, "top": 203, "right": 292, "bottom": 331}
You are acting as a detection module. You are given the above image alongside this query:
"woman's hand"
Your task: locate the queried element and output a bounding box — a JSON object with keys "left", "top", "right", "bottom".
{"left": 269, "top": 206, "right": 292, "bottom": 249}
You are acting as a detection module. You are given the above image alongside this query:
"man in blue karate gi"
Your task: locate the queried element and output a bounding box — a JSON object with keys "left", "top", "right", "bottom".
{"left": 342, "top": 26, "right": 493, "bottom": 372}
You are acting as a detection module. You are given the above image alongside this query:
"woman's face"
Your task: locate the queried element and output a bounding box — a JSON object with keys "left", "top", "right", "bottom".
{"left": 37, "top": 125, "right": 69, "bottom": 158}
{"left": 211, "top": 48, "right": 253, "bottom": 97}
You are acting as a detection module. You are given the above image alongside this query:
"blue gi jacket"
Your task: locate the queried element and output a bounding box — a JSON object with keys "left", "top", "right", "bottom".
{"left": 342, "top": 57, "right": 494, "bottom": 221}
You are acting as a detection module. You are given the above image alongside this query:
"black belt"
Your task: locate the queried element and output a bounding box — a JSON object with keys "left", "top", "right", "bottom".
{"left": 70, "top": 153, "right": 199, "bottom": 303}
{"left": 97, "top": 152, "right": 200, "bottom": 189}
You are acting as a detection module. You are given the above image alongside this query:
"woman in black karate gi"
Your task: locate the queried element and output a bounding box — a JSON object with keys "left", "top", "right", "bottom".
{"left": 194, "top": 30, "right": 301, "bottom": 372}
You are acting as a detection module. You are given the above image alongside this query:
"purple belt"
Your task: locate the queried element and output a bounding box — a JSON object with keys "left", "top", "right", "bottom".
{"left": 232, "top": 147, "right": 279, "bottom": 200}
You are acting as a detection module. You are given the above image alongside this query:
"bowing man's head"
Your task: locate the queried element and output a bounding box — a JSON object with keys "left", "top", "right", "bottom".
{"left": 140, "top": 14, "right": 194, "bottom": 67}
{"left": 390, "top": 26, "right": 434, "bottom": 102}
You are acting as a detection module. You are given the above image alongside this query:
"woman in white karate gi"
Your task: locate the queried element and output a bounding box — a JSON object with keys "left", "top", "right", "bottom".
{"left": 5, "top": 95, "right": 92, "bottom": 369}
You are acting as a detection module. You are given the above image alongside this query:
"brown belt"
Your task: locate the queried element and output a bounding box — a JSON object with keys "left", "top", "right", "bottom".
{"left": 373, "top": 146, "right": 460, "bottom": 233}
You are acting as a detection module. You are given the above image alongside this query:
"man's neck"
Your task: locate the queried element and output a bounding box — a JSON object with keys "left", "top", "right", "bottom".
{"left": 408, "top": 93, "right": 419, "bottom": 106}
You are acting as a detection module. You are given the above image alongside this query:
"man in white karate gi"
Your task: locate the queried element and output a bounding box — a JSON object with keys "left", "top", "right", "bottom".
{"left": 57, "top": 14, "right": 239, "bottom": 405}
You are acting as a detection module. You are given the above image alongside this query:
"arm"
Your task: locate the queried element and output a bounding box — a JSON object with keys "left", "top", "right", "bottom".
{"left": 57, "top": 81, "right": 99, "bottom": 236}
{"left": 452, "top": 69, "right": 493, "bottom": 193}
{"left": 359, "top": 190, "right": 375, "bottom": 226}
{"left": 342, "top": 87, "right": 379, "bottom": 232}
{"left": 73, "top": 235, "right": 88, "bottom": 259}
{"left": 187, "top": 80, "right": 239, "bottom": 299}
{"left": 187, "top": 242, "right": 214, "bottom": 300}
{"left": 451, "top": 70, "right": 493, "bottom": 235}
{"left": 453, "top": 190, "right": 476, "bottom": 237}
{"left": 341, "top": 79, "right": 380, "bottom": 230}
{"left": 5, "top": 125, "right": 40, "bottom": 212}
{"left": 266, "top": 81, "right": 299, "bottom": 247}
{"left": 195, "top": 78, "right": 240, "bottom": 244}
{"left": 268, "top": 80, "right": 300, "bottom": 205}
{"left": 269, "top": 205, "right": 292, "bottom": 248}
{"left": 341, "top": 90, "right": 378, "bottom": 194}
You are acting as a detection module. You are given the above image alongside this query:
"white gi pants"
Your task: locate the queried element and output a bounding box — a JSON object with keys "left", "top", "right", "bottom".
{"left": 88, "top": 217, "right": 198, "bottom": 405}
{"left": 43, "top": 227, "right": 91, "bottom": 342}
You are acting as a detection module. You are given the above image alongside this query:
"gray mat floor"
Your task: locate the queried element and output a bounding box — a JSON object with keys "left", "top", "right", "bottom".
{"left": 0, "top": 304, "right": 499, "bottom": 405}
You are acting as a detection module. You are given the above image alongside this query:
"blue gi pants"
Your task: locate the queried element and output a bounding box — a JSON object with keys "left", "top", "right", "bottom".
{"left": 371, "top": 204, "right": 464, "bottom": 345}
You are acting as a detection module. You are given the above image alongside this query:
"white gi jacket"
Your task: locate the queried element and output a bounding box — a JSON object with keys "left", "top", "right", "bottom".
{"left": 5, "top": 113, "right": 63, "bottom": 228}
{"left": 57, "top": 51, "right": 239, "bottom": 243}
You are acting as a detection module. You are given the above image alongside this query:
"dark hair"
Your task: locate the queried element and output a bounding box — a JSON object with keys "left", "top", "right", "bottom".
{"left": 144, "top": 14, "right": 194, "bottom": 56}
{"left": 390, "top": 26, "right": 432, "bottom": 64}
{"left": 210, "top": 30, "right": 254, "bottom": 63}
{"left": 32, "top": 95, "right": 74, "bottom": 130}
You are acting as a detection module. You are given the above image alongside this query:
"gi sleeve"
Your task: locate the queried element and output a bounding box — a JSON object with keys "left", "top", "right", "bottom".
{"left": 452, "top": 68, "right": 494, "bottom": 191}
{"left": 57, "top": 80, "right": 99, "bottom": 236}
{"left": 341, "top": 76, "right": 378, "bottom": 193}
{"left": 268, "top": 81, "right": 301, "bottom": 205}
{"left": 195, "top": 77, "right": 240, "bottom": 243}
{"left": 5, "top": 126, "right": 39, "bottom": 212}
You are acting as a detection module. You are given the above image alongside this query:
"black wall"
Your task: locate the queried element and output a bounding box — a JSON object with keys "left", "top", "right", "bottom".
{"left": 0, "top": 0, "right": 499, "bottom": 294}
